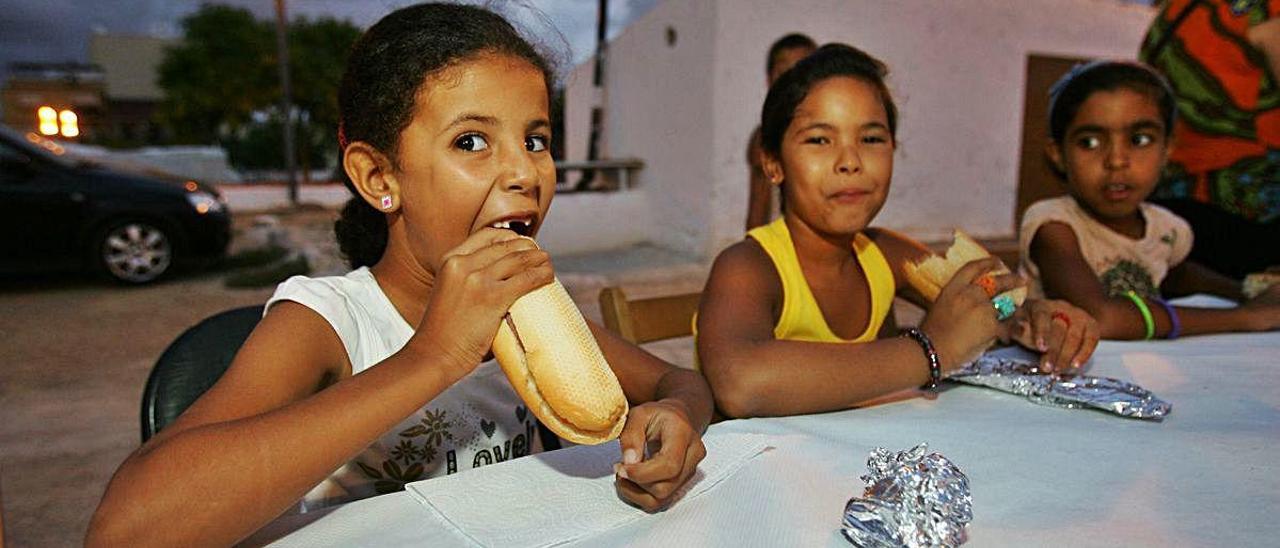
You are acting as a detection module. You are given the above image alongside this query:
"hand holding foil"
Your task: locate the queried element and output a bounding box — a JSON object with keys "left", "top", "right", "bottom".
{"left": 842, "top": 444, "right": 971, "bottom": 548}
{"left": 948, "top": 354, "right": 1171, "bottom": 420}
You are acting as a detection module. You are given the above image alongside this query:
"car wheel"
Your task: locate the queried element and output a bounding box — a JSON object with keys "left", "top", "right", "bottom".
{"left": 96, "top": 220, "right": 174, "bottom": 284}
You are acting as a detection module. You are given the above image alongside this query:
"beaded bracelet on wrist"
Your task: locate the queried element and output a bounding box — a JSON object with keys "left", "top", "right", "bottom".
{"left": 901, "top": 327, "right": 942, "bottom": 390}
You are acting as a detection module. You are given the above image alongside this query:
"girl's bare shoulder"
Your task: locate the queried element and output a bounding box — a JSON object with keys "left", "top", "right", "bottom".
{"left": 707, "top": 238, "right": 782, "bottom": 299}
{"left": 712, "top": 238, "right": 774, "bottom": 278}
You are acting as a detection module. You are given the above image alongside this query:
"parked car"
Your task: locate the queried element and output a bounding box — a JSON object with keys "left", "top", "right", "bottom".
{"left": 0, "top": 126, "right": 231, "bottom": 283}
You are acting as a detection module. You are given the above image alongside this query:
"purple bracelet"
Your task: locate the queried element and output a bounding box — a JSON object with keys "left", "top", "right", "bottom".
{"left": 1156, "top": 298, "right": 1181, "bottom": 339}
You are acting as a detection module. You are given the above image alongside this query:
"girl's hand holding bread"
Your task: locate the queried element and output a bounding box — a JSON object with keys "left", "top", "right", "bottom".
{"left": 410, "top": 228, "right": 553, "bottom": 380}
{"left": 905, "top": 230, "right": 1098, "bottom": 373}
{"left": 918, "top": 257, "right": 1024, "bottom": 371}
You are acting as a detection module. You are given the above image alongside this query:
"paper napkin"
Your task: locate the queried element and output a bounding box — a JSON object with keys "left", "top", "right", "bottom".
{"left": 405, "top": 432, "right": 772, "bottom": 547}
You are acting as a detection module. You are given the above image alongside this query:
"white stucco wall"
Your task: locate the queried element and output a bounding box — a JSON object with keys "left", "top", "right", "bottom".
{"left": 562, "top": 59, "right": 595, "bottom": 165}
{"left": 601, "top": 0, "right": 720, "bottom": 255}
{"left": 536, "top": 189, "right": 653, "bottom": 255}
{"left": 564, "top": 0, "right": 1156, "bottom": 259}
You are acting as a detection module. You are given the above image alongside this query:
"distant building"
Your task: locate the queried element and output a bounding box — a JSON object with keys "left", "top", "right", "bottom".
{"left": 0, "top": 34, "right": 174, "bottom": 145}
{"left": 88, "top": 33, "right": 175, "bottom": 145}
{"left": 0, "top": 62, "right": 105, "bottom": 139}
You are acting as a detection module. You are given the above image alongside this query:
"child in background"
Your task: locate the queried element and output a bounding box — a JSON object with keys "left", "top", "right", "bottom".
{"left": 1021, "top": 60, "right": 1280, "bottom": 340}
{"left": 87, "top": 4, "right": 712, "bottom": 546}
{"left": 697, "top": 44, "right": 1098, "bottom": 419}
{"left": 746, "top": 33, "right": 817, "bottom": 231}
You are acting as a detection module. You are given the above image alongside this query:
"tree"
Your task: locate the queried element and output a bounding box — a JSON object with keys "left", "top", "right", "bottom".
{"left": 156, "top": 5, "right": 274, "bottom": 144}
{"left": 283, "top": 15, "right": 362, "bottom": 174}
{"left": 155, "top": 5, "right": 359, "bottom": 171}
{"left": 287, "top": 16, "right": 360, "bottom": 145}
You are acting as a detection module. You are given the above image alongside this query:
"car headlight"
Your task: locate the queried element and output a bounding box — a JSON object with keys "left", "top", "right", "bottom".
{"left": 186, "top": 191, "right": 225, "bottom": 214}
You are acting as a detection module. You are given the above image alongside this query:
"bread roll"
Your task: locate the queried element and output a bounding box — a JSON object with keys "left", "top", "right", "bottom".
{"left": 903, "top": 229, "right": 1027, "bottom": 306}
{"left": 1243, "top": 272, "right": 1280, "bottom": 299}
{"left": 492, "top": 277, "right": 628, "bottom": 445}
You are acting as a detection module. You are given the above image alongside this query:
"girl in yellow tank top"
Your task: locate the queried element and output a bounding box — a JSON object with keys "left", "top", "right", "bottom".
{"left": 696, "top": 44, "right": 1098, "bottom": 419}
{"left": 746, "top": 218, "right": 894, "bottom": 343}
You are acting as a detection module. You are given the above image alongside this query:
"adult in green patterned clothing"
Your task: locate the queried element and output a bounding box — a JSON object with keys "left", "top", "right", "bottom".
{"left": 1139, "top": 0, "right": 1280, "bottom": 278}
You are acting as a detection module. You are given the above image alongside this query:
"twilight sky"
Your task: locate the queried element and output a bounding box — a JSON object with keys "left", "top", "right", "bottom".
{"left": 0, "top": 0, "right": 659, "bottom": 83}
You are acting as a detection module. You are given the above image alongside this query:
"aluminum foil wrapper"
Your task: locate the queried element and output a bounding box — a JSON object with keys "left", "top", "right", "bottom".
{"left": 948, "top": 354, "right": 1171, "bottom": 420}
{"left": 841, "top": 444, "right": 971, "bottom": 548}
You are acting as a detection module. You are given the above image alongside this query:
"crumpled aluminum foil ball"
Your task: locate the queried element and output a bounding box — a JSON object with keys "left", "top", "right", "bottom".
{"left": 842, "top": 444, "right": 971, "bottom": 547}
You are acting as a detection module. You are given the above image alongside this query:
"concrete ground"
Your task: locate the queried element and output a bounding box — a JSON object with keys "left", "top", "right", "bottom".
{"left": 0, "top": 206, "right": 710, "bottom": 547}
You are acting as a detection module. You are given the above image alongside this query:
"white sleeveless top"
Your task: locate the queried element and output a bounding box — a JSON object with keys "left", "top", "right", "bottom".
{"left": 1018, "top": 196, "right": 1193, "bottom": 300}
{"left": 267, "top": 267, "right": 544, "bottom": 511}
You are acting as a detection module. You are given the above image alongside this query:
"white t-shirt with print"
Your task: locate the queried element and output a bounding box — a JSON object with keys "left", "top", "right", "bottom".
{"left": 1018, "top": 196, "right": 1194, "bottom": 300}
{"left": 267, "top": 267, "right": 544, "bottom": 511}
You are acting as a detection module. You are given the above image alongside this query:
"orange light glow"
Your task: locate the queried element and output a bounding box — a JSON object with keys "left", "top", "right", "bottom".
{"left": 185, "top": 181, "right": 199, "bottom": 192}
{"left": 25, "top": 132, "right": 66, "bottom": 155}
{"left": 58, "top": 110, "right": 79, "bottom": 137}
{"left": 37, "top": 106, "right": 58, "bottom": 136}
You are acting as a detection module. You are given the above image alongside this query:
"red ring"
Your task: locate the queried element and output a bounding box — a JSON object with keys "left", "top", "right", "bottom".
{"left": 975, "top": 274, "right": 997, "bottom": 298}
{"left": 1051, "top": 311, "right": 1071, "bottom": 328}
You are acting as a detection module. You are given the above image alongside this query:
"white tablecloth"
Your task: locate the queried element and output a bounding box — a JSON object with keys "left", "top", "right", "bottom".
{"left": 262, "top": 309, "right": 1280, "bottom": 547}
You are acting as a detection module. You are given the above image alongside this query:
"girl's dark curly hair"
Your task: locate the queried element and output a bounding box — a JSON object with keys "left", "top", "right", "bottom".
{"left": 334, "top": 2, "right": 556, "bottom": 268}
{"left": 759, "top": 43, "right": 898, "bottom": 159}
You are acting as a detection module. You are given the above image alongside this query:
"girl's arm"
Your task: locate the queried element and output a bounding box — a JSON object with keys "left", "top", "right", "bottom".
{"left": 592, "top": 322, "right": 714, "bottom": 432}
{"left": 697, "top": 239, "right": 1011, "bottom": 418}
{"left": 1030, "top": 222, "right": 1276, "bottom": 338}
{"left": 86, "top": 304, "right": 474, "bottom": 547}
{"left": 1161, "top": 260, "right": 1244, "bottom": 301}
{"left": 589, "top": 321, "right": 713, "bottom": 511}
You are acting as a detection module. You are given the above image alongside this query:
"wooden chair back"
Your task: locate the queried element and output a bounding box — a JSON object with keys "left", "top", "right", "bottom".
{"left": 598, "top": 287, "right": 702, "bottom": 344}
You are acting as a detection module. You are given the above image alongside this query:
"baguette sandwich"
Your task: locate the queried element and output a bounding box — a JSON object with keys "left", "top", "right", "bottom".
{"left": 903, "top": 229, "right": 1027, "bottom": 307}
{"left": 492, "top": 277, "right": 628, "bottom": 445}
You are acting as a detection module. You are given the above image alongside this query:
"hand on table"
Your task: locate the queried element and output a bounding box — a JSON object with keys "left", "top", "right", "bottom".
{"left": 613, "top": 399, "right": 706, "bottom": 512}
{"left": 1007, "top": 299, "right": 1098, "bottom": 374}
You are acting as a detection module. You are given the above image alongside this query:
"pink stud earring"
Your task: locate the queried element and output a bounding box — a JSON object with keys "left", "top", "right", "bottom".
{"left": 380, "top": 195, "right": 393, "bottom": 210}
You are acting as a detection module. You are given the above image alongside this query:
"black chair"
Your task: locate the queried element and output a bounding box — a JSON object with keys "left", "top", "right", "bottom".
{"left": 139, "top": 304, "right": 562, "bottom": 450}
{"left": 140, "top": 305, "right": 264, "bottom": 442}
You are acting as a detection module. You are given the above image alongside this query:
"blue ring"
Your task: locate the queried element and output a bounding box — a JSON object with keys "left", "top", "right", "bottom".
{"left": 992, "top": 294, "right": 1017, "bottom": 321}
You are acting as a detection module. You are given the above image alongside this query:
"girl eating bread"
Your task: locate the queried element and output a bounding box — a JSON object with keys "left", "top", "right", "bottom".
{"left": 87, "top": 4, "right": 712, "bottom": 545}
{"left": 696, "top": 44, "right": 1098, "bottom": 419}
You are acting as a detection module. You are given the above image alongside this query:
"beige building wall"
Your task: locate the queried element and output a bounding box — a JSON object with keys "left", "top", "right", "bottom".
{"left": 88, "top": 34, "right": 173, "bottom": 101}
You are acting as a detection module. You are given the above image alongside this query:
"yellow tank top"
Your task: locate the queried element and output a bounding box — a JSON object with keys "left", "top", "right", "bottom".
{"left": 749, "top": 218, "right": 895, "bottom": 343}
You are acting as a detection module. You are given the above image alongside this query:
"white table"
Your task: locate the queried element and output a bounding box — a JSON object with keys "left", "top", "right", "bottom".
{"left": 260, "top": 319, "right": 1280, "bottom": 546}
